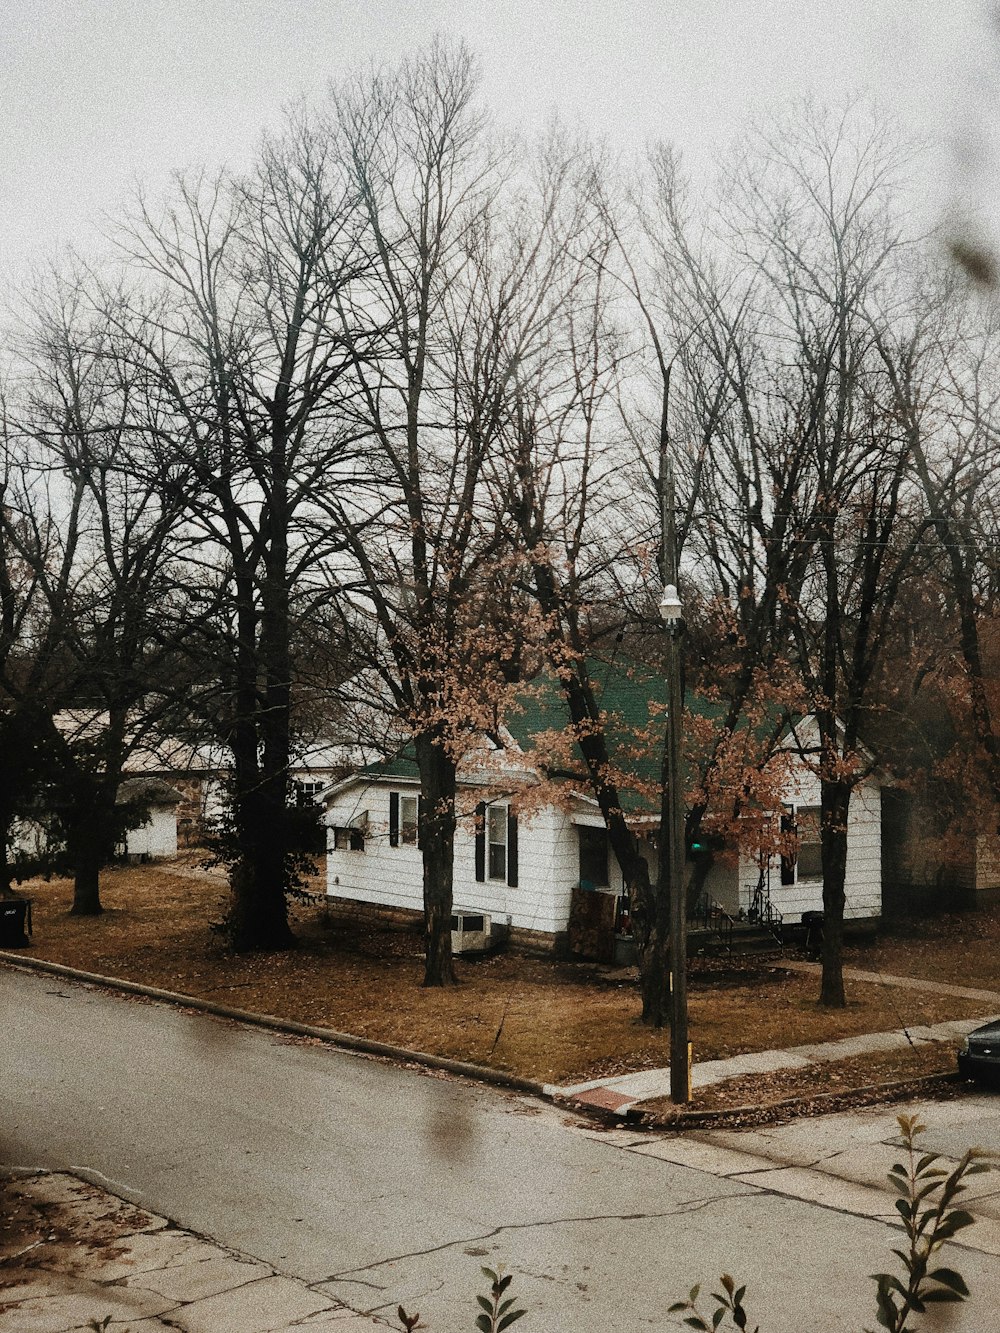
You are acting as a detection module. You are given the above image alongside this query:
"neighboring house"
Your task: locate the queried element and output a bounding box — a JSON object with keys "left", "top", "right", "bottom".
{"left": 324, "top": 673, "right": 883, "bottom": 951}
{"left": 769, "top": 715, "right": 882, "bottom": 923}
{"left": 116, "top": 777, "right": 184, "bottom": 860}
{"left": 881, "top": 787, "right": 1000, "bottom": 914}
{"left": 122, "top": 734, "right": 358, "bottom": 845}
{"left": 122, "top": 736, "right": 229, "bottom": 847}
{"left": 12, "top": 775, "right": 185, "bottom": 865}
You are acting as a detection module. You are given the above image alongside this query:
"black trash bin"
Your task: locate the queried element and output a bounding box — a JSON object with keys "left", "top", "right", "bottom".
{"left": 0, "top": 896, "right": 32, "bottom": 948}
{"left": 801, "top": 910, "right": 823, "bottom": 960}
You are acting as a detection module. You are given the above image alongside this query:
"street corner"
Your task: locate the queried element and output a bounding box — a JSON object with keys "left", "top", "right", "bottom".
{"left": 0, "top": 1170, "right": 383, "bottom": 1333}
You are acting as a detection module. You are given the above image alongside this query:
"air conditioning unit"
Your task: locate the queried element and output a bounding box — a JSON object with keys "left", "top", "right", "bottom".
{"left": 451, "top": 911, "right": 492, "bottom": 954}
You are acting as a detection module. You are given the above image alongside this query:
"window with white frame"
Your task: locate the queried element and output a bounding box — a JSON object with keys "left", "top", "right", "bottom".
{"left": 780, "top": 804, "right": 822, "bottom": 883}
{"left": 488, "top": 804, "right": 507, "bottom": 880}
{"left": 389, "top": 792, "right": 420, "bottom": 847}
{"left": 400, "top": 794, "right": 418, "bottom": 845}
{"left": 474, "top": 801, "right": 518, "bottom": 887}
{"left": 295, "top": 779, "right": 326, "bottom": 805}
{"left": 795, "top": 806, "right": 822, "bottom": 879}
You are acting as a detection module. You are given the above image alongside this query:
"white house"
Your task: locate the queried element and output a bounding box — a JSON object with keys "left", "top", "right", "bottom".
{"left": 116, "top": 777, "right": 184, "bottom": 860}
{"left": 324, "top": 687, "right": 883, "bottom": 951}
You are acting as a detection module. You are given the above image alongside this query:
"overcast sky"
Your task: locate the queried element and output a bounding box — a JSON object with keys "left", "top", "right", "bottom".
{"left": 3, "top": 1, "right": 999, "bottom": 285}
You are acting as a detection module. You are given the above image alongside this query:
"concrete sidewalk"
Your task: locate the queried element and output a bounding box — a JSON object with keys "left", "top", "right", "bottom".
{"left": 546, "top": 962, "right": 1000, "bottom": 1114}
{"left": 783, "top": 959, "right": 1000, "bottom": 1006}
{"left": 0, "top": 1172, "right": 391, "bottom": 1333}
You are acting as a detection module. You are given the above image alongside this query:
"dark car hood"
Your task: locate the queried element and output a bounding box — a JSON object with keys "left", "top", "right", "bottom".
{"left": 967, "top": 1020, "right": 1000, "bottom": 1042}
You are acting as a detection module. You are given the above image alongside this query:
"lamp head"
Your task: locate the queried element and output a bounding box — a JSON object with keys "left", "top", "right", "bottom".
{"left": 659, "top": 583, "right": 683, "bottom": 623}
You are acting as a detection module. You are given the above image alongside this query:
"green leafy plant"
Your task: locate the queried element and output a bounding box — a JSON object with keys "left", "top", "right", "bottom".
{"left": 475, "top": 1267, "right": 528, "bottom": 1333}
{"left": 669, "top": 1114, "right": 988, "bottom": 1333}
{"left": 869, "top": 1113, "right": 988, "bottom": 1331}
{"left": 668, "top": 1274, "right": 757, "bottom": 1332}
{"left": 397, "top": 1266, "right": 526, "bottom": 1333}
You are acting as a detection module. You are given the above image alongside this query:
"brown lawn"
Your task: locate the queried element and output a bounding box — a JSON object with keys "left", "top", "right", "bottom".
{"left": 4, "top": 858, "right": 995, "bottom": 1087}
{"left": 639, "top": 1041, "right": 959, "bottom": 1118}
{"left": 846, "top": 910, "right": 1000, "bottom": 993}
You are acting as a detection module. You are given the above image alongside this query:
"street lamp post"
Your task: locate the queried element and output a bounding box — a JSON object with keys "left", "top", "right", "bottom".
{"left": 659, "top": 581, "right": 689, "bottom": 1103}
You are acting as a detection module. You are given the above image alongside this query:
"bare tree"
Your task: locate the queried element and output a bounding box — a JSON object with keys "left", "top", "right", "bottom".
{"left": 874, "top": 272, "right": 1000, "bottom": 822}
{"left": 107, "top": 111, "right": 367, "bottom": 949}
{"left": 326, "top": 44, "right": 585, "bottom": 984}
{"left": 1, "top": 273, "right": 195, "bottom": 913}
{"left": 650, "top": 104, "right": 928, "bottom": 1005}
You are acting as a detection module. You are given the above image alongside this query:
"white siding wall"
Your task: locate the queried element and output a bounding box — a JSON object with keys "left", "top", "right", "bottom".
{"left": 326, "top": 784, "right": 576, "bottom": 933}
{"left": 739, "top": 770, "right": 882, "bottom": 922}
{"left": 617, "top": 836, "right": 737, "bottom": 910}
{"left": 125, "top": 806, "right": 178, "bottom": 859}
{"left": 326, "top": 763, "right": 883, "bottom": 936}
{"left": 701, "top": 861, "right": 740, "bottom": 911}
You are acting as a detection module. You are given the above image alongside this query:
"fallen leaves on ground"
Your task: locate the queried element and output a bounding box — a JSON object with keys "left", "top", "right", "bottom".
{"left": 637, "top": 1040, "right": 957, "bottom": 1117}
{"left": 5, "top": 859, "right": 995, "bottom": 1086}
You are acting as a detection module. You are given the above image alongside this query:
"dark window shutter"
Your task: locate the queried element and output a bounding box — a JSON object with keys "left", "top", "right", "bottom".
{"left": 417, "top": 794, "right": 424, "bottom": 849}
{"left": 475, "top": 801, "right": 486, "bottom": 882}
{"left": 780, "top": 811, "right": 796, "bottom": 885}
{"left": 389, "top": 792, "right": 400, "bottom": 847}
{"left": 507, "top": 810, "right": 518, "bottom": 887}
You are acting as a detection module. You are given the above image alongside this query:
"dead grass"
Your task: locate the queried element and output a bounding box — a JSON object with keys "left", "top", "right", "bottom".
{"left": 638, "top": 1041, "right": 957, "bottom": 1117}
{"left": 5, "top": 859, "right": 996, "bottom": 1086}
{"left": 846, "top": 910, "right": 1000, "bottom": 993}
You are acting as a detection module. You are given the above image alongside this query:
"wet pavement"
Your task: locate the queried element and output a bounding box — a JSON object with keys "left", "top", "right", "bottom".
{"left": 5, "top": 962, "right": 1000, "bottom": 1333}
{"left": 1, "top": 1171, "right": 388, "bottom": 1331}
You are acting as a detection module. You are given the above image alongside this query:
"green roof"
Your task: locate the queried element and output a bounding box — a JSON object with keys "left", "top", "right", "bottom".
{"left": 504, "top": 661, "right": 730, "bottom": 813}
{"left": 359, "top": 748, "right": 420, "bottom": 782}
{"left": 356, "top": 661, "right": 787, "bottom": 816}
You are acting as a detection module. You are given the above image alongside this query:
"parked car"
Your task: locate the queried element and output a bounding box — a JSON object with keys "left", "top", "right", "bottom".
{"left": 957, "top": 1020, "right": 1000, "bottom": 1085}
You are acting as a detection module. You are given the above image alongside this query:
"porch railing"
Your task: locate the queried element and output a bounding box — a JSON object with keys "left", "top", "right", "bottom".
{"left": 742, "top": 867, "right": 784, "bottom": 947}
{"left": 688, "top": 890, "right": 737, "bottom": 954}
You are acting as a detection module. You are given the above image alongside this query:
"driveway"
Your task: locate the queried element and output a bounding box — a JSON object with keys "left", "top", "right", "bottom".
{"left": 4, "top": 962, "right": 1000, "bottom": 1332}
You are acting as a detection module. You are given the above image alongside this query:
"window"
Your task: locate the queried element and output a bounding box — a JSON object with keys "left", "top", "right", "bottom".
{"left": 400, "top": 795, "right": 418, "bottom": 845}
{"left": 780, "top": 804, "right": 822, "bottom": 883}
{"left": 474, "top": 801, "right": 518, "bottom": 887}
{"left": 333, "top": 827, "right": 365, "bottom": 852}
{"left": 796, "top": 806, "right": 822, "bottom": 879}
{"left": 488, "top": 804, "right": 507, "bottom": 880}
{"left": 579, "top": 826, "right": 609, "bottom": 887}
{"left": 389, "top": 792, "right": 420, "bottom": 847}
{"left": 295, "top": 779, "right": 326, "bottom": 806}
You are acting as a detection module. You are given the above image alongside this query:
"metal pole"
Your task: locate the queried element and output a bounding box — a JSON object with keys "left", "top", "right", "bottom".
{"left": 659, "top": 433, "right": 689, "bottom": 1102}
{"left": 666, "top": 613, "right": 689, "bottom": 1102}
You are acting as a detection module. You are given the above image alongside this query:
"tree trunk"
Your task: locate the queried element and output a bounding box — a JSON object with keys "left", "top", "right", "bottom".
{"left": 819, "top": 779, "right": 851, "bottom": 1007}
{"left": 0, "top": 799, "right": 14, "bottom": 897}
{"left": 225, "top": 567, "right": 296, "bottom": 953}
{"left": 227, "top": 747, "right": 296, "bottom": 953}
{"left": 70, "top": 844, "right": 103, "bottom": 916}
{"left": 228, "top": 851, "right": 295, "bottom": 952}
{"left": 415, "top": 733, "right": 458, "bottom": 987}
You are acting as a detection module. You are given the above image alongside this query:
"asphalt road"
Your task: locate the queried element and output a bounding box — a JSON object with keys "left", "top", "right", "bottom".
{"left": 4, "top": 962, "right": 1000, "bottom": 1332}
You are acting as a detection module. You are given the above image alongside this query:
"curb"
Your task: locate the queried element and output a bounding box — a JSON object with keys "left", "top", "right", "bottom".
{"left": 1, "top": 951, "right": 970, "bottom": 1133}
{"left": 619, "top": 1071, "right": 964, "bottom": 1131}
{"left": 0, "top": 951, "right": 546, "bottom": 1100}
